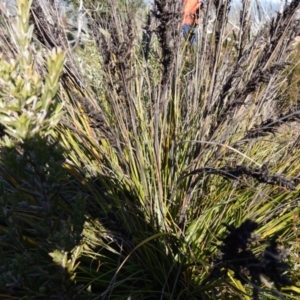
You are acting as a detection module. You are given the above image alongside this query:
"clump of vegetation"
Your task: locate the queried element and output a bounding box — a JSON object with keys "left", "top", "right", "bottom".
{"left": 208, "top": 220, "right": 294, "bottom": 299}
{"left": 0, "top": 0, "right": 300, "bottom": 299}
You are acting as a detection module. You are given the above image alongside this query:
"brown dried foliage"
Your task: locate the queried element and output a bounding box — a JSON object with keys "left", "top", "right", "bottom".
{"left": 205, "top": 0, "right": 300, "bottom": 138}
{"left": 30, "top": 0, "right": 83, "bottom": 90}
{"left": 179, "top": 164, "right": 296, "bottom": 190}
{"left": 91, "top": 10, "right": 134, "bottom": 105}
{"left": 152, "top": 0, "right": 181, "bottom": 89}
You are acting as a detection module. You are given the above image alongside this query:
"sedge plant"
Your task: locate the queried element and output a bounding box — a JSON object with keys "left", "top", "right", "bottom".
{"left": 0, "top": 0, "right": 300, "bottom": 299}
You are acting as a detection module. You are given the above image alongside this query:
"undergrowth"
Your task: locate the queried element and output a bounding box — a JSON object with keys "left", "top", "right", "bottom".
{"left": 0, "top": 0, "right": 300, "bottom": 299}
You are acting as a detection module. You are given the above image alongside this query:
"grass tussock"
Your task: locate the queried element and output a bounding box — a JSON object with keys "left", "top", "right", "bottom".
{"left": 0, "top": 0, "right": 300, "bottom": 299}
